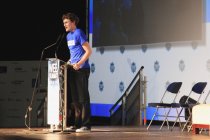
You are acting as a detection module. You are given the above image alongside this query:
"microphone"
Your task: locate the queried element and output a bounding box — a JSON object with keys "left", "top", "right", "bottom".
{"left": 55, "top": 32, "right": 65, "bottom": 59}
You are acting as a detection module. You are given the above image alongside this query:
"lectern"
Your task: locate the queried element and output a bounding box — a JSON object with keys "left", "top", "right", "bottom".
{"left": 47, "top": 58, "right": 68, "bottom": 132}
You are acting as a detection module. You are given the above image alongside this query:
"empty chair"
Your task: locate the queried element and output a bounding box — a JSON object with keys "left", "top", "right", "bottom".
{"left": 170, "top": 82, "right": 207, "bottom": 132}
{"left": 147, "top": 82, "right": 182, "bottom": 130}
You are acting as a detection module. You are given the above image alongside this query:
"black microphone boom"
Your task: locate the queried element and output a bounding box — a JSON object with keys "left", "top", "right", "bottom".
{"left": 55, "top": 32, "right": 65, "bottom": 59}
{"left": 43, "top": 33, "right": 62, "bottom": 50}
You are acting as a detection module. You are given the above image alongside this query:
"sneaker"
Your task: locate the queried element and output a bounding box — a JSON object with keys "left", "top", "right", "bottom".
{"left": 66, "top": 126, "right": 78, "bottom": 132}
{"left": 75, "top": 126, "right": 91, "bottom": 133}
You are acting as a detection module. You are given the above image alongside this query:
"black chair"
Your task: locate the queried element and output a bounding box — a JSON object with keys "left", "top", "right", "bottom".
{"left": 170, "top": 82, "right": 207, "bottom": 132}
{"left": 146, "top": 82, "right": 182, "bottom": 130}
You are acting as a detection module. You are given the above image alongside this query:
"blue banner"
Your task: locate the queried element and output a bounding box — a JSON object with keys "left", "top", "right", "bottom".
{"left": 91, "top": 103, "right": 113, "bottom": 117}
{"left": 207, "top": 0, "right": 210, "bottom": 22}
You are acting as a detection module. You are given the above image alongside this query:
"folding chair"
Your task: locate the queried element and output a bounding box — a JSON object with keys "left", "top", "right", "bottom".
{"left": 147, "top": 82, "right": 182, "bottom": 130}
{"left": 170, "top": 82, "right": 207, "bottom": 132}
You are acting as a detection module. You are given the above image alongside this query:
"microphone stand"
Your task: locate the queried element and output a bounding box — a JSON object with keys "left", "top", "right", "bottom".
{"left": 55, "top": 33, "right": 65, "bottom": 60}
{"left": 24, "top": 34, "right": 62, "bottom": 130}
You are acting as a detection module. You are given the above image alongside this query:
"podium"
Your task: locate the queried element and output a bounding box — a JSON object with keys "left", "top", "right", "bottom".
{"left": 47, "top": 58, "right": 68, "bottom": 132}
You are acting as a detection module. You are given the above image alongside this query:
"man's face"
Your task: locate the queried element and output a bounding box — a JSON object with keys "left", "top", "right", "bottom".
{"left": 63, "top": 19, "right": 75, "bottom": 32}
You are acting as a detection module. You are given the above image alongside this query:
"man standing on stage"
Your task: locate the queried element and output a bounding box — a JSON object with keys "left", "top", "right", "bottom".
{"left": 62, "top": 12, "right": 92, "bottom": 133}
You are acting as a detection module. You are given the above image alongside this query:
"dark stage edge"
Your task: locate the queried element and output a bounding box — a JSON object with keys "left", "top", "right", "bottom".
{"left": 0, "top": 126, "right": 209, "bottom": 140}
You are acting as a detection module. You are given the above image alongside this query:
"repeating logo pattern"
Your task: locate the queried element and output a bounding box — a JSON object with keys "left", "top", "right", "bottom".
{"left": 179, "top": 60, "right": 185, "bottom": 72}
{"left": 191, "top": 41, "right": 198, "bottom": 50}
{"left": 90, "top": 63, "right": 95, "bottom": 73}
{"left": 119, "top": 81, "right": 124, "bottom": 92}
{"left": 141, "top": 44, "right": 147, "bottom": 53}
{"left": 165, "top": 43, "right": 171, "bottom": 51}
{"left": 110, "top": 62, "right": 115, "bottom": 73}
{"left": 131, "top": 62, "right": 136, "bottom": 73}
{"left": 120, "top": 46, "right": 125, "bottom": 54}
{"left": 99, "top": 47, "right": 105, "bottom": 54}
{"left": 99, "top": 81, "right": 104, "bottom": 92}
{"left": 154, "top": 61, "right": 160, "bottom": 72}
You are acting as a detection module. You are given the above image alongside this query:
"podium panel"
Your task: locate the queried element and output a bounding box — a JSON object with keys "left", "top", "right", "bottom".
{"left": 47, "top": 58, "right": 61, "bottom": 125}
{"left": 47, "top": 58, "right": 69, "bottom": 131}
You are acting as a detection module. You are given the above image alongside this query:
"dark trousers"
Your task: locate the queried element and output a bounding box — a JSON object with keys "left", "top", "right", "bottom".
{"left": 67, "top": 68, "right": 91, "bottom": 128}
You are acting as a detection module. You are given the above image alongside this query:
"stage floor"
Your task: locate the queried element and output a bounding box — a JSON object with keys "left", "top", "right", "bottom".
{"left": 0, "top": 126, "right": 209, "bottom": 140}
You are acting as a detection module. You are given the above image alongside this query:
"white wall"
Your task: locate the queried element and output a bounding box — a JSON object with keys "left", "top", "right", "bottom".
{"left": 89, "top": 23, "right": 210, "bottom": 105}
{"left": 88, "top": 1, "right": 210, "bottom": 118}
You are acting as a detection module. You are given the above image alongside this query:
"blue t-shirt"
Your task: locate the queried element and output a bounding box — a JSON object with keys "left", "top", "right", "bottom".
{"left": 67, "top": 28, "right": 90, "bottom": 68}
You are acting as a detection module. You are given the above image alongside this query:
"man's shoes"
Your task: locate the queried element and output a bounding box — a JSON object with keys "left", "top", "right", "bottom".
{"left": 75, "top": 126, "right": 91, "bottom": 133}
{"left": 66, "top": 126, "right": 78, "bottom": 132}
